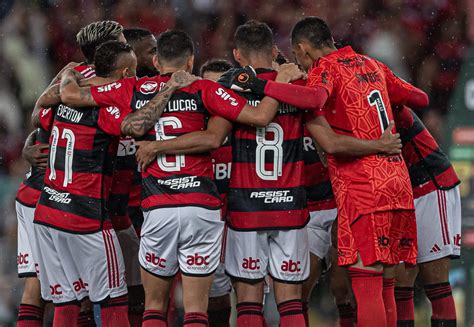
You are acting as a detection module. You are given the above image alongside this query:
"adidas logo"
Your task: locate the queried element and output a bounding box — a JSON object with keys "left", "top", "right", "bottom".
{"left": 430, "top": 244, "right": 441, "bottom": 253}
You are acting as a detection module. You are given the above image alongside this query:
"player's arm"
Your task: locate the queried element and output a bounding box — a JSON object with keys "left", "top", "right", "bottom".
{"left": 379, "top": 62, "right": 429, "bottom": 108}
{"left": 228, "top": 64, "right": 328, "bottom": 111}
{"left": 233, "top": 97, "right": 281, "bottom": 127}
{"left": 22, "top": 129, "right": 49, "bottom": 169}
{"left": 135, "top": 116, "right": 232, "bottom": 171}
{"left": 59, "top": 68, "right": 98, "bottom": 107}
{"left": 120, "top": 71, "right": 200, "bottom": 137}
{"left": 306, "top": 115, "right": 402, "bottom": 156}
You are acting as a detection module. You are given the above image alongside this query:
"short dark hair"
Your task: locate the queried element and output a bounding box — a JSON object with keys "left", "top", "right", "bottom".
{"left": 234, "top": 20, "right": 274, "bottom": 54}
{"left": 94, "top": 41, "right": 134, "bottom": 77}
{"left": 123, "top": 28, "right": 153, "bottom": 44}
{"left": 76, "top": 20, "right": 124, "bottom": 63}
{"left": 291, "top": 17, "right": 334, "bottom": 49}
{"left": 200, "top": 59, "right": 233, "bottom": 77}
{"left": 156, "top": 30, "right": 194, "bottom": 65}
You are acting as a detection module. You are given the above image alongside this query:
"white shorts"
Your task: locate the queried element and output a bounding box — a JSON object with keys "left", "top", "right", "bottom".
{"left": 209, "top": 263, "right": 232, "bottom": 298}
{"left": 116, "top": 225, "right": 141, "bottom": 286}
{"left": 307, "top": 208, "right": 337, "bottom": 260}
{"left": 33, "top": 224, "right": 127, "bottom": 304}
{"left": 225, "top": 228, "right": 309, "bottom": 283}
{"left": 139, "top": 206, "right": 224, "bottom": 277}
{"left": 16, "top": 202, "right": 38, "bottom": 278}
{"left": 415, "top": 187, "right": 462, "bottom": 263}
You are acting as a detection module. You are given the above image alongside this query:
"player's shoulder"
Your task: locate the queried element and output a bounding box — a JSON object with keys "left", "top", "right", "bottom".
{"left": 74, "top": 63, "right": 96, "bottom": 79}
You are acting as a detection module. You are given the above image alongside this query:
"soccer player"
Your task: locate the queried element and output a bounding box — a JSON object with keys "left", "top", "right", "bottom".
{"left": 393, "top": 105, "right": 460, "bottom": 327}
{"left": 16, "top": 20, "right": 126, "bottom": 326}
{"left": 133, "top": 21, "right": 404, "bottom": 327}
{"left": 200, "top": 59, "right": 234, "bottom": 327}
{"left": 301, "top": 128, "right": 338, "bottom": 324}
{"left": 123, "top": 28, "right": 158, "bottom": 77}
{"left": 57, "top": 29, "right": 294, "bottom": 326}
{"left": 230, "top": 17, "right": 430, "bottom": 326}
{"left": 32, "top": 41, "right": 137, "bottom": 326}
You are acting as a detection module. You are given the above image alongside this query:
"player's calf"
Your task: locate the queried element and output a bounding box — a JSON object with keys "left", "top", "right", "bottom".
{"left": 394, "top": 263, "right": 418, "bottom": 327}
{"left": 420, "top": 258, "right": 456, "bottom": 327}
{"left": 329, "top": 249, "right": 356, "bottom": 327}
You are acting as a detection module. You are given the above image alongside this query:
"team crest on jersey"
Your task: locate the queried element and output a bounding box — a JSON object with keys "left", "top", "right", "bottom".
{"left": 140, "top": 81, "right": 158, "bottom": 94}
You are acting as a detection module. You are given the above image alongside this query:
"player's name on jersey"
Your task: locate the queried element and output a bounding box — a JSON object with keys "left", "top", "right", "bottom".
{"left": 247, "top": 100, "right": 297, "bottom": 114}
{"left": 57, "top": 104, "right": 84, "bottom": 123}
{"left": 135, "top": 98, "right": 198, "bottom": 112}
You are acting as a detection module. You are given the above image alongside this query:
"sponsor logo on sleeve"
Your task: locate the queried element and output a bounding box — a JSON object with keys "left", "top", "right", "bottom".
{"left": 97, "top": 82, "right": 122, "bottom": 93}
{"left": 139, "top": 81, "right": 158, "bottom": 94}
{"left": 106, "top": 106, "right": 121, "bottom": 119}
{"left": 215, "top": 88, "right": 239, "bottom": 106}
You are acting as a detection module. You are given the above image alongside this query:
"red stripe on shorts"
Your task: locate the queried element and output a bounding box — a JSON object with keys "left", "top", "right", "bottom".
{"left": 106, "top": 229, "right": 120, "bottom": 288}
{"left": 102, "top": 230, "right": 113, "bottom": 288}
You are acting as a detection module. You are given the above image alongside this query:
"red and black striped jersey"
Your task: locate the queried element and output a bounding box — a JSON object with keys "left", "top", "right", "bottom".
{"left": 225, "top": 69, "right": 308, "bottom": 230}
{"left": 90, "top": 74, "right": 247, "bottom": 211}
{"left": 303, "top": 127, "right": 336, "bottom": 212}
{"left": 16, "top": 107, "right": 54, "bottom": 207}
{"left": 108, "top": 136, "right": 137, "bottom": 231}
{"left": 34, "top": 102, "right": 131, "bottom": 234}
{"left": 394, "top": 106, "right": 460, "bottom": 198}
{"left": 211, "top": 135, "right": 232, "bottom": 217}
{"left": 16, "top": 65, "right": 94, "bottom": 208}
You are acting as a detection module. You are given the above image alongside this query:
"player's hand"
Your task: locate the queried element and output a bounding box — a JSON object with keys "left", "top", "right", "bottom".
{"left": 135, "top": 141, "right": 158, "bottom": 172}
{"left": 378, "top": 121, "right": 402, "bottom": 155}
{"left": 168, "top": 71, "right": 200, "bottom": 89}
{"left": 23, "top": 143, "right": 49, "bottom": 169}
{"left": 229, "top": 65, "right": 267, "bottom": 94}
{"left": 275, "top": 63, "right": 306, "bottom": 83}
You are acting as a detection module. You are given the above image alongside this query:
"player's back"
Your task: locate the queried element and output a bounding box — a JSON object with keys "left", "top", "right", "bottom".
{"left": 302, "top": 127, "right": 335, "bottom": 211}
{"left": 34, "top": 101, "right": 125, "bottom": 233}
{"left": 225, "top": 68, "right": 308, "bottom": 230}
{"left": 133, "top": 75, "right": 222, "bottom": 211}
{"left": 308, "top": 46, "right": 414, "bottom": 220}
{"left": 394, "top": 106, "right": 459, "bottom": 198}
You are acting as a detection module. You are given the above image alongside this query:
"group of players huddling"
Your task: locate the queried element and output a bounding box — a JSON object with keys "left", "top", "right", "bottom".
{"left": 14, "top": 16, "right": 461, "bottom": 327}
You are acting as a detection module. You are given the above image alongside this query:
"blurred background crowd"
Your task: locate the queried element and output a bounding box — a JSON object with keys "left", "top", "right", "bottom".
{"left": 0, "top": 0, "right": 473, "bottom": 325}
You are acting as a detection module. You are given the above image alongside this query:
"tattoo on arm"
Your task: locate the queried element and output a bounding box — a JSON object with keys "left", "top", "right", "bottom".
{"left": 121, "top": 83, "right": 177, "bottom": 137}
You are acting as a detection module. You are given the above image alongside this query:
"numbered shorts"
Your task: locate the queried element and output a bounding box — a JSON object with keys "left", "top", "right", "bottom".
{"left": 139, "top": 206, "right": 224, "bottom": 277}
{"left": 33, "top": 224, "right": 127, "bottom": 304}
{"left": 337, "top": 209, "right": 418, "bottom": 267}
{"left": 16, "top": 201, "right": 38, "bottom": 277}
{"left": 209, "top": 263, "right": 232, "bottom": 298}
{"left": 415, "top": 187, "right": 461, "bottom": 263}
{"left": 225, "top": 227, "right": 309, "bottom": 283}
{"left": 116, "top": 225, "right": 141, "bottom": 286}
{"left": 308, "top": 208, "right": 337, "bottom": 260}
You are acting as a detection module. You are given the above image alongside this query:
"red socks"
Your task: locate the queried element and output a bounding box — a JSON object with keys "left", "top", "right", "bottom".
{"left": 54, "top": 302, "right": 81, "bottom": 326}
{"left": 236, "top": 302, "right": 264, "bottom": 327}
{"left": 183, "top": 312, "right": 209, "bottom": 326}
{"left": 77, "top": 310, "right": 95, "bottom": 326}
{"left": 383, "top": 278, "right": 396, "bottom": 327}
{"left": 277, "top": 299, "right": 306, "bottom": 327}
{"left": 395, "top": 287, "right": 414, "bottom": 327}
{"left": 348, "top": 268, "right": 386, "bottom": 327}
{"left": 208, "top": 306, "right": 231, "bottom": 327}
{"left": 142, "top": 310, "right": 167, "bottom": 327}
{"left": 100, "top": 295, "right": 129, "bottom": 327}
{"left": 336, "top": 302, "right": 356, "bottom": 327}
{"left": 424, "top": 282, "right": 456, "bottom": 327}
{"left": 17, "top": 303, "right": 44, "bottom": 327}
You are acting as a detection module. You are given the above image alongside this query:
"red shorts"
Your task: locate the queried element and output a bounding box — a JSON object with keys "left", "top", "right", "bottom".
{"left": 337, "top": 209, "right": 417, "bottom": 266}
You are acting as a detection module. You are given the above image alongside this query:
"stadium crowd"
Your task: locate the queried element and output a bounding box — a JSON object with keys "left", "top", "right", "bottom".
{"left": 0, "top": 0, "right": 472, "bottom": 326}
